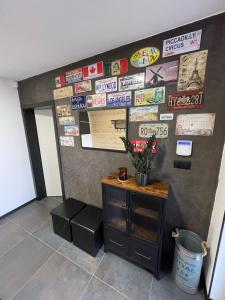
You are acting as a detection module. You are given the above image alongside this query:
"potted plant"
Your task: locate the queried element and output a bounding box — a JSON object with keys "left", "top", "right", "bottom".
{"left": 120, "top": 135, "right": 158, "bottom": 186}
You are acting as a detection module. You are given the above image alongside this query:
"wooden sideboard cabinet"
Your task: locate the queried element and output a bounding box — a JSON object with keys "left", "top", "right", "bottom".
{"left": 102, "top": 177, "right": 169, "bottom": 279}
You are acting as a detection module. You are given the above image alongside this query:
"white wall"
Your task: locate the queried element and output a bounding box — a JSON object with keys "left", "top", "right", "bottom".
{"left": 34, "top": 108, "right": 62, "bottom": 196}
{"left": 0, "top": 78, "right": 36, "bottom": 216}
{"left": 205, "top": 142, "right": 225, "bottom": 298}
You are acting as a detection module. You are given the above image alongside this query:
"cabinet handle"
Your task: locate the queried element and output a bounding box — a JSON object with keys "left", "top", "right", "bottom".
{"left": 110, "top": 239, "right": 123, "bottom": 247}
{"left": 135, "top": 251, "right": 152, "bottom": 261}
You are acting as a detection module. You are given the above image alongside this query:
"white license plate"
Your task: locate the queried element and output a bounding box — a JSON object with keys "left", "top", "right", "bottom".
{"left": 139, "top": 123, "right": 168, "bottom": 138}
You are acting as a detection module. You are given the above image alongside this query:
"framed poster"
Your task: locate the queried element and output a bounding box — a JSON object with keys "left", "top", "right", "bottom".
{"left": 129, "top": 106, "right": 158, "bottom": 122}
{"left": 146, "top": 61, "right": 178, "bottom": 87}
{"left": 56, "top": 105, "right": 71, "bottom": 117}
{"left": 176, "top": 113, "right": 215, "bottom": 136}
{"left": 177, "top": 50, "right": 208, "bottom": 91}
{"left": 167, "top": 91, "right": 204, "bottom": 110}
{"left": 95, "top": 77, "right": 117, "bottom": 94}
{"left": 119, "top": 73, "right": 145, "bottom": 91}
{"left": 134, "top": 87, "right": 165, "bottom": 106}
{"left": 71, "top": 95, "right": 86, "bottom": 110}
{"left": 65, "top": 68, "right": 82, "bottom": 84}
{"left": 139, "top": 123, "right": 169, "bottom": 138}
{"left": 107, "top": 91, "right": 132, "bottom": 107}
{"left": 64, "top": 125, "right": 79, "bottom": 136}
{"left": 130, "top": 47, "right": 160, "bottom": 67}
{"left": 163, "top": 29, "right": 202, "bottom": 57}
{"left": 60, "top": 136, "right": 74, "bottom": 147}
{"left": 74, "top": 80, "right": 92, "bottom": 94}
{"left": 86, "top": 93, "right": 106, "bottom": 108}
{"left": 58, "top": 116, "right": 75, "bottom": 126}
{"left": 53, "top": 86, "right": 73, "bottom": 100}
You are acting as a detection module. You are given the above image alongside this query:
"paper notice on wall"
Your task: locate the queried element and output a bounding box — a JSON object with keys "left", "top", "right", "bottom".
{"left": 60, "top": 136, "right": 74, "bottom": 147}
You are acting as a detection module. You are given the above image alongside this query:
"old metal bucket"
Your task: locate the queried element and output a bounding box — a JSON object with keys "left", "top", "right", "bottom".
{"left": 172, "top": 228, "right": 207, "bottom": 294}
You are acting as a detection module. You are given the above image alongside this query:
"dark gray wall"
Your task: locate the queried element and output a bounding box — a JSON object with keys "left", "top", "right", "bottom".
{"left": 18, "top": 13, "right": 225, "bottom": 239}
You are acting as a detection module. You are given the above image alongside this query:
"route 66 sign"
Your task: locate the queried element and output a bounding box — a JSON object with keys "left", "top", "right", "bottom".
{"left": 130, "top": 47, "right": 160, "bottom": 68}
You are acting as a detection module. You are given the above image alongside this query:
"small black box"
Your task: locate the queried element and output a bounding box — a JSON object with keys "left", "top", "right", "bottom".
{"left": 71, "top": 205, "right": 103, "bottom": 256}
{"left": 51, "top": 198, "right": 86, "bottom": 242}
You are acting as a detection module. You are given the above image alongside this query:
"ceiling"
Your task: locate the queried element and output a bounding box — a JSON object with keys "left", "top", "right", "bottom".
{"left": 0, "top": 0, "right": 224, "bottom": 81}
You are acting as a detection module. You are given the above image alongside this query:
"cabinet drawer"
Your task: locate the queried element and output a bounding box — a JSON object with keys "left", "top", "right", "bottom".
{"left": 130, "top": 238, "right": 158, "bottom": 271}
{"left": 105, "top": 227, "right": 128, "bottom": 256}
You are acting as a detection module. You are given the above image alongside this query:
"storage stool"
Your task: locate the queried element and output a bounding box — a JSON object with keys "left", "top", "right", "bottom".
{"left": 71, "top": 205, "right": 103, "bottom": 256}
{"left": 51, "top": 198, "right": 86, "bottom": 242}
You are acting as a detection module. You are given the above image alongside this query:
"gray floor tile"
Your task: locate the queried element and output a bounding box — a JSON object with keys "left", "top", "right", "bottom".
{"left": 95, "top": 253, "right": 152, "bottom": 300}
{"left": 82, "top": 277, "right": 128, "bottom": 300}
{"left": 14, "top": 253, "right": 91, "bottom": 300}
{"left": 150, "top": 275, "right": 205, "bottom": 300}
{"left": 57, "top": 240, "right": 104, "bottom": 274}
{"left": 0, "top": 221, "right": 29, "bottom": 257}
{"left": 33, "top": 219, "right": 64, "bottom": 250}
{"left": 0, "top": 235, "right": 53, "bottom": 300}
{"left": 39, "top": 196, "right": 62, "bottom": 209}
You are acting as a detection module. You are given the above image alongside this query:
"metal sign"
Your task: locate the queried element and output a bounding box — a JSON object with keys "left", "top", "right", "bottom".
{"left": 71, "top": 95, "right": 86, "bottom": 110}
{"left": 83, "top": 61, "right": 104, "bottom": 80}
{"left": 176, "top": 113, "right": 215, "bottom": 136}
{"left": 160, "top": 113, "right": 174, "bottom": 121}
{"left": 168, "top": 91, "right": 204, "bottom": 110}
{"left": 56, "top": 105, "right": 71, "bottom": 117}
{"left": 135, "top": 87, "right": 165, "bottom": 106}
{"left": 64, "top": 125, "right": 80, "bottom": 136}
{"left": 129, "top": 106, "right": 158, "bottom": 122}
{"left": 111, "top": 58, "right": 128, "bottom": 75}
{"left": 146, "top": 61, "right": 178, "bottom": 87}
{"left": 163, "top": 29, "right": 202, "bottom": 57}
{"left": 65, "top": 68, "right": 82, "bottom": 84}
{"left": 55, "top": 75, "right": 66, "bottom": 88}
{"left": 177, "top": 50, "right": 208, "bottom": 91}
{"left": 107, "top": 91, "right": 132, "bottom": 107}
{"left": 74, "top": 80, "right": 92, "bottom": 94}
{"left": 53, "top": 86, "right": 73, "bottom": 100}
{"left": 95, "top": 77, "right": 117, "bottom": 94}
{"left": 139, "top": 123, "right": 168, "bottom": 138}
{"left": 130, "top": 47, "right": 160, "bottom": 67}
{"left": 130, "top": 140, "right": 147, "bottom": 153}
{"left": 86, "top": 93, "right": 106, "bottom": 108}
{"left": 119, "top": 73, "right": 145, "bottom": 91}
{"left": 58, "top": 116, "right": 75, "bottom": 125}
{"left": 60, "top": 136, "right": 74, "bottom": 147}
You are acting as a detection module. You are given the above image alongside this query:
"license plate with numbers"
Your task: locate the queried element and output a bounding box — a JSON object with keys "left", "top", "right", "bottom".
{"left": 139, "top": 123, "right": 168, "bottom": 138}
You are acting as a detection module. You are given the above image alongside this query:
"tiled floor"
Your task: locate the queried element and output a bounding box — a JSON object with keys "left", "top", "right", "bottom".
{"left": 0, "top": 197, "right": 205, "bottom": 300}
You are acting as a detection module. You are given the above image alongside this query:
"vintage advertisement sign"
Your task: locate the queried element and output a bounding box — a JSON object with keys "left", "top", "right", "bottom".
{"left": 58, "top": 116, "right": 75, "bottom": 126}
{"left": 146, "top": 61, "right": 178, "bottom": 87}
{"left": 163, "top": 29, "right": 202, "bottom": 57}
{"left": 60, "top": 136, "right": 74, "bottom": 147}
{"left": 119, "top": 73, "right": 145, "bottom": 91}
{"left": 111, "top": 58, "right": 128, "bottom": 75}
{"left": 53, "top": 86, "right": 73, "bottom": 100}
{"left": 107, "top": 91, "right": 132, "bottom": 107}
{"left": 55, "top": 75, "right": 66, "bottom": 88}
{"left": 130, "top": 140, "right": 147, "bottom": 153}
{"left": 135, "top": 87, "right": 165, "bottom": 106}
{"left": 65, "top": 68, "right": 82, "bottom": 84}
{"left": 139, "top": 123, "right": 169, "bottom": 138}
{"left": 95, "top": 77, "right": 117, "bottom": 94}
{"left": 71, "top": 95, "right": 86, "bottom": 110}
{"left": 129, "top": 106, "right": 158, "bottom": 122}
{"left": 83, "top": 61, "right": 104, "bottom": 80}
{"left": 160, "top": 113, "right": 174, "bottom": 121}
{"left": 130, "top": 47, "right": 160, "bottom": 67}
{"left": 74, "top": 80, "right": 92, "bottom": 94}
{"left": 168, "top": 91, "right": 204, "bottom": 110}
{"left": 56, "top": 105, "right": 71, "bottom": 117}
{"left": 86, "top": 93, "right": 106, "bottom": 108}
{"left": 176, "top": 113, "right": 215, "bottom": 136}
{"left": 177, "top": 50, "right": 208, "bottom": 91}
{"left": 64, "top": 125, "right": 79, "bottom": 136}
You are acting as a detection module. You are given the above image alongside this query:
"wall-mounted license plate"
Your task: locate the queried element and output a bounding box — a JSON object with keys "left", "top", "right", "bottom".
{"left": 139, "top": 123, "right": 168, "bottom": 138}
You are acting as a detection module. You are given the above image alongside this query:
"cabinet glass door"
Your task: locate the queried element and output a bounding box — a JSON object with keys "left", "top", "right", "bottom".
{"left": 104, "top": 186, "right": 128, "bottom": 232}
{"left": 130, "top": 192, "right": 162, "bottom": 242}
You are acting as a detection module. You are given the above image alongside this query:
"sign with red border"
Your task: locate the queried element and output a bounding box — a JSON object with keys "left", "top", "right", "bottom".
{"left": 167, "top": 91, "right": 204, "bottom": 110}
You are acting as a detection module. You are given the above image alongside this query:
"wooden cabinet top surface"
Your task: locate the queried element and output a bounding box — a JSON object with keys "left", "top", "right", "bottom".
{"left": 102, "top": 177, "right": 169, "bottom": 200}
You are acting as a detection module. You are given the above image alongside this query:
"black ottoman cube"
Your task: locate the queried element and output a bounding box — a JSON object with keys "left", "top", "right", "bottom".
{"left": 51, "top": 198, "right": 86, "bottom": 242}
{"left": 71, "top": 205, "right": 103, "bottom": 256}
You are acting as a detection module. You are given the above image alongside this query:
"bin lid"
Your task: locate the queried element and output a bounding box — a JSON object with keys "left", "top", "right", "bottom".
{"left": 51, "top": 198, "right": 86, "bottom": 221}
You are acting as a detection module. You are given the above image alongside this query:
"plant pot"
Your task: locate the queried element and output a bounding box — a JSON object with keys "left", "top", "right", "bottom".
{"left": 135, "top": 172, "right": 150, "bottom": 186}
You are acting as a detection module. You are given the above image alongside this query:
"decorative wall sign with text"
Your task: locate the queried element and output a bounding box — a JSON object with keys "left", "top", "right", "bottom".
{"left": 59, "top": 116, "right": 75, "bottom": 126}
{"left": 177, "top": 50, "right": 208, "bottom": 91}
{"left": 130, "top": 47, "right": 160, "bottom": 67}
{"left": 168, "top": 91, "right": 204, "bottom": 110}
{"left": 95, "top": 77, "right": 117, "bottom": 94}
{"left": 60, "top": 136, "right": 74, "bottom": 147}
{"left": 129, "top": 106, "right": 158, "bottom": 122}
{"left": 146, "top": 61, "right": 178, "bottom": 87}
{"left": 176, "top": 113, "right": 215, "bottom": 136}
{"left": 139, "top": 123, "right": 169, "bottom": 138}
{"left": 130, "top": 140, "right": 147, "bottom": 152}
{"left": 107, "top": 91, "right": 132, "bottom": 107}
{"left": 65, "top": 68, "right": 83, "bottom": 84}
{"left": 162, "top": 29, "right": 202, "bottom": 57}
{"left": 55, "top": 75, "right": 66, "bottom": 88}
{"left": 83, "top": 61, "right": 104, "bottom": 80}
{"left": 160, "top": 113, "right": 174, "bottom": 121}
{"left": 56, "top": 105, "right": 71, "bottom": 117}
{"left": 64, "top": 125, "right": 80, "bottom": 136}
{"left": 86, "top": 93, "right": 107, "bottom": 108}
{"left": 134, "top": 87, "right": 165, "bottom": 106}
{"left": 119, "top": 73, "right": 145, "bottom": 91}
{"left": 71, "top": 95, "right": 86, "bottom": 110}
{"left": 53, "top": 86, "right": 73, "bottom": 100}
{"left": 74, "top": 80, "right": 92, "bottom": 94}
{"left": 111, "top": 58, "right": 128, "bottom": 75}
